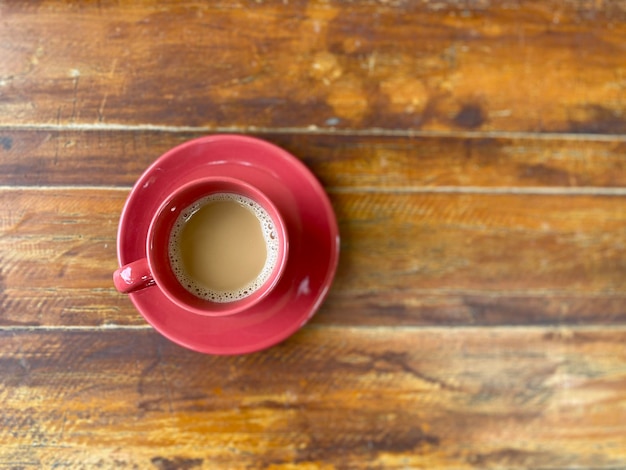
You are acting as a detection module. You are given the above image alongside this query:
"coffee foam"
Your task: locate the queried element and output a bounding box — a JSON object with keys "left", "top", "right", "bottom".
{"left": 168, "top": 193, "right": 280, "bottom": 303}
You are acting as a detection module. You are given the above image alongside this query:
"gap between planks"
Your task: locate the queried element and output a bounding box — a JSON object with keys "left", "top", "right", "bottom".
{"left": 1, "top": 324, "right": 625, "bottom": 333}
{"left": 1, "top": 185, "right": 626, "bottom": 196}
{"left": 2, "top": 122, "right": 626, "bottom": 143}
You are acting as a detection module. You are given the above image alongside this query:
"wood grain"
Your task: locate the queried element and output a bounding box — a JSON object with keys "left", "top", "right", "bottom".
{"left": 2, "top": 1, "right": 626, "bottom": 467}
{"left": 2, "top": 188, "right": 625, "bottom": 327}
{"left": 1, "top": 327, "right": 625, "bottom": 469}
{"left": 1, "top": 1, "right": 625, "bottom": 132}
{"left": 2, "top": 130, "right": 626, "bottom": 188}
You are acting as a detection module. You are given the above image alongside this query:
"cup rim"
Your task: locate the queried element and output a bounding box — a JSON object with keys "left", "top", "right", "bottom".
{"left": 146, "top": 176, "right": 289, "bottom": 317}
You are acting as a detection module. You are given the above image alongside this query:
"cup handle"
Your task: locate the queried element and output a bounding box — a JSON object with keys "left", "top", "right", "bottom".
{"left": 113, "top": 259, "right": 155, "bottom": 294}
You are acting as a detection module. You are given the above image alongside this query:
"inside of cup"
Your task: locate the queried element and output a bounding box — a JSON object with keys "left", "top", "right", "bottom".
{"left": 149, "top": 178, "right": 287, "bottom": 316}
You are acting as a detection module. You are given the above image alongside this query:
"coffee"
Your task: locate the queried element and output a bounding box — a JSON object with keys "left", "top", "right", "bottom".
{"left": 168, "top": 193, "right": 279, "bottom": 302}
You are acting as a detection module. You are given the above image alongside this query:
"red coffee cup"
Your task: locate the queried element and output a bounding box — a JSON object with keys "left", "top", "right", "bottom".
{"left": 113, "top": 177, "right": 289, "bottom": 317}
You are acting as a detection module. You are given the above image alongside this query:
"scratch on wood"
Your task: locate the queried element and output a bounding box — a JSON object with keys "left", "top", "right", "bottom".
{"left": 70, "top": 72, "right": 80, "bottom": 123}
{"left": 54, "top": 107, "right": 61, "bottom": 166}
{"left": 98, "top": 93, "right": 108, "bottom": 122}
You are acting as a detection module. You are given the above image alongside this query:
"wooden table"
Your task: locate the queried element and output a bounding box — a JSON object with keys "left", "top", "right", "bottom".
{"left": 1, "top": 1, "right": 625, "bottom": 468}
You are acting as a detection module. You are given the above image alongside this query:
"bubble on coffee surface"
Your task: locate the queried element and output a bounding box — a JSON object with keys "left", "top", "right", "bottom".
{"left": 168, "top": 193, "right": 280, "bottom": 302}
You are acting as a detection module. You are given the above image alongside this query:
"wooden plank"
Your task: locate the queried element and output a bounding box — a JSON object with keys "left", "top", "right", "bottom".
{"left": 2, "top": 129, "right": 626, "bottom": 188}
{"left": 1, "top": 327, "right": 625, "bottom": 469}
{"left": 1, "top": 1, "right": 625, "bottom": 132}
{"left": 0, "top": 189, "right": 127, "bottom": 325}
{"left": 2, "top": 188, "right": 625, "bottom": 327}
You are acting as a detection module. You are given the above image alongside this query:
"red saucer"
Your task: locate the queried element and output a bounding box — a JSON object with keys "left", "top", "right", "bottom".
{"left": 116, "top": 135, "right": 340, "bottom": 354}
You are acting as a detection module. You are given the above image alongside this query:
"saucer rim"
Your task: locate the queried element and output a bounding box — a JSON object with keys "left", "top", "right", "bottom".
{"left": 117, "top": 134, "right": 340, "bottom": 355}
